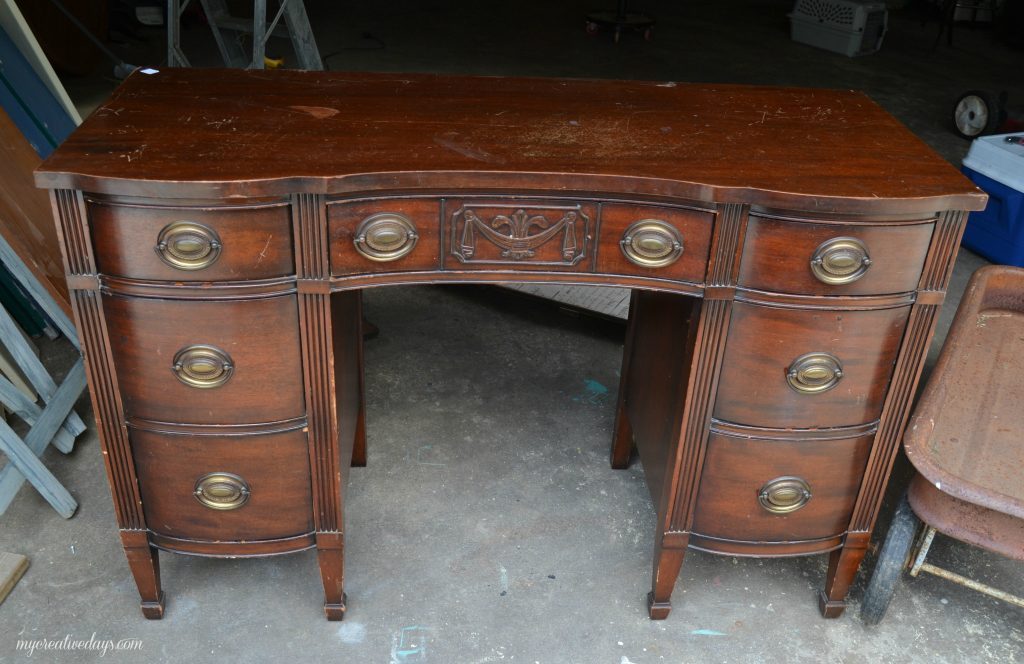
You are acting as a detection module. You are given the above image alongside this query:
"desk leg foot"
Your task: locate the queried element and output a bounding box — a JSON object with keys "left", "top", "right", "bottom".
{"left": 121, "top": 532, "right": 164, "bottom": 620}
{"left": 818, "top": 591, "right": 847, "bottom": 618}
{"left": 317, "top": 533, "right": 346, "bottom": 621}
{"left": 819, "top": 534, "right": 869, "bottom": 619}
{"left": 648, "top": 539, "right": 686, "bottom": 620}
{"left": 140, "top": 593, "right": 166, "bottom": 620}
{"left": 324, "top": 594, "right": 348, "bottom": 621}
{"left": 647, "top": 592, "right": 672, "bottom": 620}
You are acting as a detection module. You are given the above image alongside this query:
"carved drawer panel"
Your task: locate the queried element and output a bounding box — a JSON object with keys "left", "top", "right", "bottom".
{"left": 104, "top": 294, "right": 305, "bottom": 425}
{"left": 446, "top": 199, "right": 597, "bottom": 271}
{"left": 714, "top": 301, "right": 911, "bottom": 429}
{"left": 328, "top": 198, "right": 441, "bottom": 274}
{"left": 738, "top": 214, "right": 934, "bottom": 296}
{"left": 132, "top": 428, "right": 313, "bottom": 541}
{"left": 596, "top": 203, "right": 713, "bottom": 283}
{"left": 691, "top": 429, "right": 872, "bottom": 542}
{"left": 88, "top": 199, "right": 294, "bottom": 281}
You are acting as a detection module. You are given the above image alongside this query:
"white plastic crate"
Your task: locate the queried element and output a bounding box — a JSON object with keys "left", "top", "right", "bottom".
{"left": 789, "top": 0, "right": 888, "bottom": 57}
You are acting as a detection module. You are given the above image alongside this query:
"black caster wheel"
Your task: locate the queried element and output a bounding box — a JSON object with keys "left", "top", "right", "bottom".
{"left": 860, "top": 492, "right": 921, "bottom": 625}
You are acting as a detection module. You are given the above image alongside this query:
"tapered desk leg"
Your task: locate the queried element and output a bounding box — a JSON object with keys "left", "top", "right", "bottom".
{"left": 648, "top": 534, "right": 687, "bottom": 619}
{"left": 316, "top": 532, "right": 347, "bottom": 620}
{"left": 610, "top": 291, "right": 639, "bottom": 469}
{"left": 819, "top": 532, "right": 869, "bottom": 617}
{"left": 121, "top": 530, "right": 164, "bottom": 619}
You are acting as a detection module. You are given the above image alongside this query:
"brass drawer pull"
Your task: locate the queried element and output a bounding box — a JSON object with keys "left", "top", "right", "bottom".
{"left": 156, "top": 221, "right": 223, "bottom": 270}
{"left": 786, "top": 352, "right": 843, "bottom": 394}
{"left": 353, "top": 213, "right": 419, "bottom": 262}
{"left": 172, "top": 345, "right": 234, "bottom": 389}
{"left": 620, "top": 219, "right": 684, "bottom": 268}
{"left": 194, "top": 472, "right": 250, "bottom": 510}
{"left": 758, "top": 476, "right": 812, "bottom": 514}
{"left": 810, "top": 237, "right": 871, "bottom": 285}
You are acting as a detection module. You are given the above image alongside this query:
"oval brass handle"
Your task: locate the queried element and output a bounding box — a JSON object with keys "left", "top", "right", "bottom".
{"left": 810, "top": 237, "right": 871, "bottom": 285}
{"left": 620, "top": 219, "right": 684, "bottom": 268}
{"left": 786, "top": 352, "right": 843, "bottom": 394}
{"left": 353, "top": 213, "right": 419, "bottom": 262}
{"left": 155, "top": 221, "right": 223, "bottom": 271}
{"left": 758, "top": 476, "right": 812, "bottom": 514}
{"left": 172, "top": 345, "right": 234, "bottom": 389}
{"left": 194, "top": 472, "right": 250, "bottom": 510}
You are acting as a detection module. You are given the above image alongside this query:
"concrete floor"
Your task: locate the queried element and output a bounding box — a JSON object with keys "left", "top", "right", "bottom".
{"left": 2, "top": 1, "right": 1023, "bottom": 662}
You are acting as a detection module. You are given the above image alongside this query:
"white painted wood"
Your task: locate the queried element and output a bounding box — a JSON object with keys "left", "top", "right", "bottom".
{"left": 501, "top": 284, "right": 631, "bottom": 319}
{"left": 0, "top": 0, "right": 82, "bottom": 124}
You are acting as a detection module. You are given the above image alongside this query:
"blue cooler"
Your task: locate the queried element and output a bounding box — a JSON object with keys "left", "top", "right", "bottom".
{"left": 961, "top": 133, "right": 1024, "bottom": 266}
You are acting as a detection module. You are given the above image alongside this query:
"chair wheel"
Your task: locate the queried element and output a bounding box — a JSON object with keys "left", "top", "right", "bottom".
{"left": 860, "top": 491, "right": 921, "bottom": 625}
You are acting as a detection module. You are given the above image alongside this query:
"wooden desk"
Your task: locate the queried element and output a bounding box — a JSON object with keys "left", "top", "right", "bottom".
{"left": 35, "top": 69, "right": 986, "bottom": 621}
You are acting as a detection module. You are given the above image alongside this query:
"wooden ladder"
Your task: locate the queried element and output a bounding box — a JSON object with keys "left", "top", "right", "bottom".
{"left": 167, "top": 0, "right": 323, "bottom": 70}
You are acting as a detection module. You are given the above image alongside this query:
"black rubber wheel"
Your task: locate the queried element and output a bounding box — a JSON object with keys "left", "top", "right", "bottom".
{"left": 860, "top": 491, "right": 921, "bottom": 625}
{"left": 952, "top": 90, "right": 1003, "bottom": 139}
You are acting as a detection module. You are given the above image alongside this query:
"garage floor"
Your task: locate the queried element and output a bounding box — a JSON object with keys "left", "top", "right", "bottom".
{"left": 2, "top": 1, "right": 1022, "bottom": 662}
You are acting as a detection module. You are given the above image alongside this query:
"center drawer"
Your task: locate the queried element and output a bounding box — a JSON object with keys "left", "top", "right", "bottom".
{"left": 104, "top": 293, "right": 305, "bottom": 425}
{"left": 714, "top": 301, "right": 911, "bottom": 429}
{"left": 132, "top": 428, "right": 313, "bottom": 542}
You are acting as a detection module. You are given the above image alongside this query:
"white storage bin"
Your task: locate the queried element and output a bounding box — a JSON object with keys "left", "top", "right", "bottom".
{"left": 789, "top": 0, "right": 888, "bottom": 57}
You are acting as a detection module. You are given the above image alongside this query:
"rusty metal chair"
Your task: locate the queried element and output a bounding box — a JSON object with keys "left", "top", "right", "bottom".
{"left": 861, "top": 265, "right": 1024, "bottom": 624}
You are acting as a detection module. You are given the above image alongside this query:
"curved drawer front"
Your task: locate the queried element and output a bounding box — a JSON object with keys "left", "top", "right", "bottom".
{"left": 714, "top": 301, "right": 911, "bottom": 429}
{"left": 329, "top": 198, "right": 441, "bottom": 274}
{"left": 738, "top": 215, "right": 934, "bottom": 295}
{"left": 89, "top": 200, "right": 294, "bottom": 281}
{"left": 596, "top": 203, "right": 713, "bottom": 283}
{"left": 691, "top": 430, "right": 872, "bottom": 542}
{"left": 132, "top": 428, "right": 313, "bottom": 542}
{"left": 104, "top": 294, "right": 305, "bottom": 425}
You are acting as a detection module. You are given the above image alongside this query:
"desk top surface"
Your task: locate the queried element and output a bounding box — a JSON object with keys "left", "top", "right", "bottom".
{"left": 36, "top": 69, "right": 984, "bottom": 212}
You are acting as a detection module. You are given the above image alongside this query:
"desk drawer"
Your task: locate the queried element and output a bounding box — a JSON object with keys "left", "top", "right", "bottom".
{"left": 132, "top": 428, "right": 313, "bottom": 542}
{"left": 89, "top": 200, "right": 294, "bottom": 281}
{"left": 105, "top": 294, "right": 305, "bottom": 425}
{"left": 596, "top": 203, "right": 713, "bottom": 283}
{"left": 738, "top": 215, "right": 934, "bottom": 296}
{"left": 329, "top": 198, "right": 441, "bottom": 274}
{"left": 714, "top": 301, "right": 910, "bottom": 429}
{"left": 692, "top": 430, "right": 872, "bottom": 542}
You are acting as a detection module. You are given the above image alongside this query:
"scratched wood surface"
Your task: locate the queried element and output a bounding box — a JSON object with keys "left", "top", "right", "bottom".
{"left": 35, "top": 69, "right": 985, "bottom": 213}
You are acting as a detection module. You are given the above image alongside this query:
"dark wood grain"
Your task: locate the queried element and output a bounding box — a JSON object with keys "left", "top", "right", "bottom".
{"left": 624, "top": 291, "right": 700, "bottom": 505}
{"left": 89, "top": 198, "right": 294, "bottom": 281}
{"left": 131, "top": 428, "right": 314, "bottom": 541}
{"left": 714, "top": 301, "right": 911, "bottom": 429}
{"left": 692, "top": 431, "right": 872, "bottom": 541}
{"left": 445, "top": 199, "right": 597, "bottom": 270}
{"left": 328, "top": 198, "right": 440, "bottom": 275}
{"left": 597, "top": 203, "right": 713, "bottom": 284}
{"left": 36, "top": 70, "right": 984, "bottom": 622}
{"left": 104, "top": 293, "right": 305, "bottom": 425}
{"left": 738, "top": 215, "right": 935, "bottom": 296}
{"left": 35, "top": 70, "right": 986, "bottom": 214}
